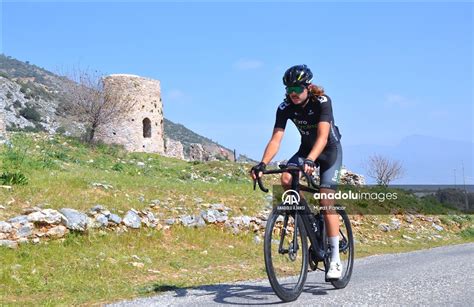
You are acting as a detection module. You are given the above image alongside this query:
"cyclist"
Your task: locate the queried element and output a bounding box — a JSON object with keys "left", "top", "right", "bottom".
{"left": 251, "top": 64, "right": 343, "bottom": 279}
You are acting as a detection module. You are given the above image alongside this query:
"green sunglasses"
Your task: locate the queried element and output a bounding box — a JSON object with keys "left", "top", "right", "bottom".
{"left": 286, "top": 86, "right": 305, "bottom": 94}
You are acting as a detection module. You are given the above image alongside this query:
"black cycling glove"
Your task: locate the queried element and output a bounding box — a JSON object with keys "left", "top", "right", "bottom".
{"left": 251, "top": 162, "right": 266, "bottom": 177}
{"left": 303, "top": 158, "right": 315, "bottom": 168}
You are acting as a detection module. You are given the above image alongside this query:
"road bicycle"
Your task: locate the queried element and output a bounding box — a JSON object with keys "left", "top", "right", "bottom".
{"left": 253, "top": 165, "right": 354, "bottom": 302}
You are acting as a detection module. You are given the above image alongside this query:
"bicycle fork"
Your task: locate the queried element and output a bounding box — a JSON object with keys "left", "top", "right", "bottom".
{"left": 278, "top": 214, "right": 299, "bottom": 261}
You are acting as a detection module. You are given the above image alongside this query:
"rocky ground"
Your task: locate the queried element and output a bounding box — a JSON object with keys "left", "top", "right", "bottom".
{"left": 1, "top": 187, "right": 470, "bottom": 252}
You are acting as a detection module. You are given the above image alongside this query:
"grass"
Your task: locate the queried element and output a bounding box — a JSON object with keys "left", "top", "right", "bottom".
{"left": 0, "top": 133, "right": 261, "bottom": 219}
{"left": 0, "top": 132, "right": 472, "bottom": 305}
{"left": 0, "top": 227, "right": 264, "bottom": 305}
{"left": 1, "top": 223, "right": 471, "bottom": 305}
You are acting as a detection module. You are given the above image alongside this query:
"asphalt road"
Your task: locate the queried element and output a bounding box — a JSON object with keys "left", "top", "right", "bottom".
{"left": 109, "top": 243, "right": 474, "bottom": 306}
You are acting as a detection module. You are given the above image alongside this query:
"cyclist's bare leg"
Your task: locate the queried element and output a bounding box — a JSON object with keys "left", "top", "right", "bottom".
{"left": 320, "top": 188, "right": 339, "bottom": 237}
{"left": 280, "top": 172, "right": 293, "bottom": 190}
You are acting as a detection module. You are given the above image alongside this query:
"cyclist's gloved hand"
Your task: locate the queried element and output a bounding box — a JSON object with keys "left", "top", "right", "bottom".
{"left": 303, "top": 158, "right": 315, "bottom": 175}
{"left": 250, "top": 162, "right": 266, "bottom": 179}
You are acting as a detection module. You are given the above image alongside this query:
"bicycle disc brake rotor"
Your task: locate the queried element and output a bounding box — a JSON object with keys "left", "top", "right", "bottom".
{"left": 288, "top": 241, "right": 297, "bottom": 261}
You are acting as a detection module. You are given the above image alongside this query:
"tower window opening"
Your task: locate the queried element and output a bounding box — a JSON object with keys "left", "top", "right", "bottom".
{"left": 143, "top": 118, "right": 151, "bottom": 138}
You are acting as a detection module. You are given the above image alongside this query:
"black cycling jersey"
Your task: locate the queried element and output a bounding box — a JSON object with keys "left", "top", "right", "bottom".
{"left": 274, "top": 94, "right": 342, "bottom": 154}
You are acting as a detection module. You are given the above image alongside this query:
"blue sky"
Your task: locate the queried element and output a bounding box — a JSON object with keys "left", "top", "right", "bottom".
{"left": 1, "top": 1, "right": 473, "bottom": 182}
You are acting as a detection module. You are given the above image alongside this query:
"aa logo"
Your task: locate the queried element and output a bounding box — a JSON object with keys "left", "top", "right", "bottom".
{"left": 282, "top": 189, "right": 300, "bottom": 205}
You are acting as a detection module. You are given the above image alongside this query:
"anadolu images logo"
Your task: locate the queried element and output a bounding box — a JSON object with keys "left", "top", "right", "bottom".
{"left": 281, "top": 189, "right": 300, "bottom": 205}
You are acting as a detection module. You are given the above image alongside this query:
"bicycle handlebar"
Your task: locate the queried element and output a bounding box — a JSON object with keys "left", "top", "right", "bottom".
{"left": 252, "top": 165, "right": 318, "bottom": 193}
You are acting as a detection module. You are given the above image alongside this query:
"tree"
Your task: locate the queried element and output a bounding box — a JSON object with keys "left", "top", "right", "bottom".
{"left": 365, "top": 154, "right": 404, "bottom": 186}
{"left": 61, "top": 68, "right": 135, "bottom": 143}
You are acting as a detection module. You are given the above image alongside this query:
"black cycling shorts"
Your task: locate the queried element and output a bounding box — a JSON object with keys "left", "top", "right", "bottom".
{"left": 286, "top": 142, "right": 343, "bottom": 190}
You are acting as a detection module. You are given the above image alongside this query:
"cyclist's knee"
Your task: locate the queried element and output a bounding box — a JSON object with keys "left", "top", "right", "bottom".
{"left": 320, "top": 188, "right": 337, "bottom": 210}
{"left": 281, "top": 173, "right": 292, "bottom": 188}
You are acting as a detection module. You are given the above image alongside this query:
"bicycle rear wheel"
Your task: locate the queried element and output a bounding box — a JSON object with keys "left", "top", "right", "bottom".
{"left": 264, "top": 207, "right": 308, "bottom": 302}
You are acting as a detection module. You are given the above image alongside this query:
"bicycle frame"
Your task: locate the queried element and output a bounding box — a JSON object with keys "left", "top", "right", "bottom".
{"left": 256, "top": 166, "right": 328, "bottom": 263}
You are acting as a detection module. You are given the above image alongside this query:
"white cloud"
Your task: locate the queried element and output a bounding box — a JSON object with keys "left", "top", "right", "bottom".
{"left": 233, "top": 59, "right": 264, "bottom": 70}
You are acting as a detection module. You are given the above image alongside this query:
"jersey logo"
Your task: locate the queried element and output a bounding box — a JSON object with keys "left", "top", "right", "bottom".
{"left": 279, "top": 101, "right": 290, "bottom": 110}
{"left": 308, "top": 109, "right": 314, "bottom": 115}
{"left": 317, "top": 96, "right": 328, "bottom": 103}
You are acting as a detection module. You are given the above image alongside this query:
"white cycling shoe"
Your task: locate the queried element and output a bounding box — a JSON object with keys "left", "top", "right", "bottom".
{"left": 326, "top": 261, "right": 343, "bottom": 279}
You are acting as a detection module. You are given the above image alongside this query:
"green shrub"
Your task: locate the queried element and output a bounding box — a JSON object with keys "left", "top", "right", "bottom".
{"left": 91, "top": 156, "right": 113, "bottom": 169}
{"left": 0, "top": 171, "right": 28, "bottom": 185}
{"left": 214, "top": 153, "right": 228, "bottom": 161}
{"left": 95, "top": 142, "right": 124, "bottom": 157}
{"left": 20, "top": 84, "right": 28, "bottom": 94}
{"left": 1, "top": 145, "right": 26, "bottom": 169}
{"left": 6, "top": 123, "right": 17, "bottom": 131}
{"left": 19, "top": 105, "right": 41, "bottom": 122}
{"left": 40, "top": 156, "right": 57, "bottom": 169}
{"left": 49, "top": 150, "right": 69, "bottom": 161}
{"left": 6, "top": 92, "right": 12, "bottom": 99}
{"left": 460, "top": 227, "right": 474, "bottom": 239}
{"left": 112, "top": 163, "right": 124, "bottom": 172}
{"left": 19, "top": 125, "right": 42, "bottom": 133}
{"left": 13, "top": 100, "right": 22, "bottom": 108}
{"left": 17, "top": 81, "right": 53, "bottom": 101}
{"left": 56, "top": 126, "right": 67, "bottom": 135}
{"left": 0, "top": 71, "right": 9, "bottom": 79}
{"left": 34, "top": 122, "right": 46, "bottom": 131}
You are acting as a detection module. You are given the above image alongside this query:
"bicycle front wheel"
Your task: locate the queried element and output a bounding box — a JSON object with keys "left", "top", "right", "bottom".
{"left": 264, "top": 207, "right": 308, "bottom": 302}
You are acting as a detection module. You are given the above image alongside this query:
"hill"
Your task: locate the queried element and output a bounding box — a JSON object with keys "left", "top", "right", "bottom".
{"left": 0, "top": 54, "right": 245, "bottom": 161}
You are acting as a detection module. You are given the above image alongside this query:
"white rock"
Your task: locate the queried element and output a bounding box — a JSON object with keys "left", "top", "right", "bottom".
{"left": 46, "top": 225, "right": 68, "bottom": 238}
{"left": 0, "top": 221, "right": 12, "bottom": 233}
{"left": 0, "top": 240, "right": 18, "bottom": 249}
{"left": 27, "top": 209, "right": 64, "bottom": 224}
{"left": 123, "top": 210, "right": 141, "bottom": 229}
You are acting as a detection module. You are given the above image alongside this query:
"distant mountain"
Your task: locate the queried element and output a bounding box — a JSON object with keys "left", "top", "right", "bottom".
{"left": 344, "top": 134, "right": 474, "bottom": 184}
{"left": 0, "top": 54, "right": 244, "bottom": 160}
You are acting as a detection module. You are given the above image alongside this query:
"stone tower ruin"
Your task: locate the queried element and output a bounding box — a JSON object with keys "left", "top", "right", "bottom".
{"left": 95, "top": 74, "right": 165, "bottom": 153}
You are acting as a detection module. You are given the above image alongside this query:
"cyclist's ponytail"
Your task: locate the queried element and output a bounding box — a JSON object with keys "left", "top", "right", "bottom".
{"left": 308, "top": 84, "right": 325, "bottom": 97}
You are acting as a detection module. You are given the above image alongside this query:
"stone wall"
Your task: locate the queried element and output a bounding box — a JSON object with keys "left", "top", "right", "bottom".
{"left": 95, "top": 74, "right": 164, "bottom": 153}
{"left": 189, "top": 143, "right": 208, "bottom": 161}
{"left": 164, "top": 137, "right": 185, "bottom": 160}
